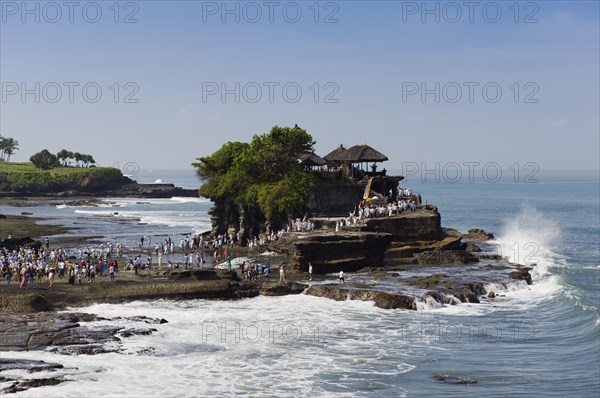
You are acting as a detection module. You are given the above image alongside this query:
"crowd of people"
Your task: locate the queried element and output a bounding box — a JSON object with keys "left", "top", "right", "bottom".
{"left": 329, "top": 187, "right": 419, "bottom": 232}
{"left": 0, "top": 244, "right": 120, "bottom": 289}
{"left": 0, "top": 230, "right": 275, "bottom": 288}
{"left": 240, "top": 260, "right": 271, "bottom": 282}
{"left": 2, "top": 185, "right": 420, "bottom": 289}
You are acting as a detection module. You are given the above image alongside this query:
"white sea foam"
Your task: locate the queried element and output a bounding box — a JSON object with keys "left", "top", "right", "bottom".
{"left": 73, "top": 208, "right": 210, "bottom": 233}
{"left": 3, "top": 296, "right": 424, "bottom": 397}
{"left": 494, "top": 204, "right": 562, "bottom": 276}
{"left": 484, "top": 205, "right": 568, "bottom": 306}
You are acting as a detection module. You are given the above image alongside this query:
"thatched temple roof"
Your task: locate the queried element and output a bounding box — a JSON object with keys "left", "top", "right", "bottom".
{"left": 323, "top": 144, "right": 388, "bottom": 163}
{"left": 298, "top": 152, "right": 327, "bottom": 166}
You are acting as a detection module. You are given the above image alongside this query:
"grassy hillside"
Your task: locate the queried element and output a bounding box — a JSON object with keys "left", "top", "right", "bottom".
{"left": 0, "top": 162, "right": 129, "bottom": 193}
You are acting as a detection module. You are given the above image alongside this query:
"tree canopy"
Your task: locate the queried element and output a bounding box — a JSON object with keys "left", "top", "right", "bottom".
{"left": 30, "top": 149, "right": 59, "bottom": 170}
{"left": 0, "top": 136, "right": 19, "bottom": 162}
{"left": 193, "top": 125, "right": 316, "bottom": 221}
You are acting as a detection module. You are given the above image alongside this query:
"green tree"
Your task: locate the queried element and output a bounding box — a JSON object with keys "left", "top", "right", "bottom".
{"left": 57, "top": 149, "right": 68, "bottom": 166}
{"left": 0, "top": 135, "right": 5, "bottom": 161}
{"left": 74, "top": 152, "right": 82, "bottom": 167}
{"left": 30, "top": 149, "right": 58, "bottom": 170}
{"left": 66, "top": 151, "right": 74, "bottom": 167}
{"left": 0, "top": 136, "right": 19, "bottom": 162}
{"left": 193, "top": 125, "right": 316, "bottom": 222}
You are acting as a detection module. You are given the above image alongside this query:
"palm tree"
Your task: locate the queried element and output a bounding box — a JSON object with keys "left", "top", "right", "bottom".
{"left": 66, "top": 151, "right": 74, "bottom": 167}
{"left": 3, "top": 138, "right": 19, "bottom": 162}
{"left": 0, "top": 136, "right": 6, "bottom": 161}
{"left": 74, "top": 152, "right": 82, "bottom": 167}
{"left": 81, "top": 154, "right": 91, "bottom": 167}
{"left": 56, "top": 149, "right": 68, "bottom": 166}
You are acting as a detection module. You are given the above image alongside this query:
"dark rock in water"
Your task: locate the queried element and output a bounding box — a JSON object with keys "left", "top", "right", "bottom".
{"left": 0, "top": 359, "right": 64, "bottom": 373}
{"left": 118, "top": 328, "right": 157, "bottom": 338}
{"left": 479, "top": 254, "right": 504, "bottom": 260}
{"left": 488, "top": 291, "right": 496, "bottom": 298}
{"left": 483, "top": 264, "right": 511, "bottom": 271}
{"left": 0, "top": 359, "right": 69, "bottom": 395}
{"left": 50, "top": 344, "right": 119, "bottom": 355}
{"left": 111, "top": 315, "right": 169, "bottom": 325}
{"left": 434, "top": 374, "right": 478, "bottom": 384}
{"left": 465, "top": 242, "right": 482, "bottom": 252}
{"left": 21, "top": 377, "right": 65, "bottom": 388}
{"left": 416, "top": 249, "right": 479, "bottom": 265}
{"left": 509, "top": 267, "right": 533, "bottom": 285}
{"left": 406, "top": 273, "right": 450, "bottom": 289}
{"left": 306, "top": 285, "right": 416, "bottom": 310}
{"left": 260, "top": 282, "right": 307, "bottom": 296}
{"left": 463, "top": 228, "right": 494, "bottom": 241}
{"left": 20, "top": 212, "right": 33, "bottom": 215}
{"left": 3, "top": 377, "right": 66, "bottom": 394}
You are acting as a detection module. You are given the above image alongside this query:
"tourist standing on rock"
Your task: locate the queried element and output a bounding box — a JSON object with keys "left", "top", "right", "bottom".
{"left": 308, "top": 263, "right": 313, "bottom": 281}
{"left": 109, "top": 264, "right": 115, "bottom": 281}
{"left": 339, "top": 270, "right": 345, "bottom": 285}
{"left": 20, "top": 267, "right": 27, "bottom": 289}
{"left": 48, "top": 269, "right": 54, "bottom": 289}
{"left": 226, "top": 255, "right": 232, "bottom": 270}
{"left": 279, "top": 266, "right": 286, "bottom": 285}
{"left": 3, "top": 266, "right": 11, "bottom": 285}
{"left": 45, "top": 237, "right": 49, "bottom": 249}
{"left": 140, "top": 236, "right": 145, "bottom": 248}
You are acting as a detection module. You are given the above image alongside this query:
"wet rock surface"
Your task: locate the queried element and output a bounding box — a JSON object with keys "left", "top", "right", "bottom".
{"left": 463, "top": 228, "right": 495, "bottom": 241}
{"left": 306, "top": 285, "right": 417, "bottom": 310}
{"left": 0, "top": 312, "right": 172, "bottom": 393}
{"left": 0, "top": 312, "right": 166, "bottom": 352}
{"left": 509, "top": 266, "right": 534, "bottom": 285}
{"left": 260, "top": 282, "right": 308, "bottom": 296}
{"left": 434, "top": 374, "right": 478, "bottom": 384}
{"left": 0, "top": 359, "right": 71, "bottom": 394}
{"left": 415, "top": 249, "right": 479, "bottom": 265}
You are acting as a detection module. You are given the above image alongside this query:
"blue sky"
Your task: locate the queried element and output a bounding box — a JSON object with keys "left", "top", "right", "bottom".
{"left": 1, "top": 0, "right": 598, "bottom": 171}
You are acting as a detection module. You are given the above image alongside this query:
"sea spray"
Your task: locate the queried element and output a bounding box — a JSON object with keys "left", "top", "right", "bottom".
{"left": 494, "top": 204, "right": 562, "bottom": 280}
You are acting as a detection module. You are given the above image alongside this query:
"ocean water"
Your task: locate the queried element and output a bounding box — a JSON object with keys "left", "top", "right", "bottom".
{"left": 1, "top": 169, "right": 599, "bottom": 397}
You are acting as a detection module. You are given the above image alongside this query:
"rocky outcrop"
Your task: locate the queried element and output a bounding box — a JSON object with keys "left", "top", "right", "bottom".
{"left": 259, "top": 282, "right": 308, "bottom": 296}
{"left": 415, "top": 249, "right": 479, "bottom": 265}
{"left": 434, "top": 374, "right": 478, "bottom": 385}
{"left": 305, "top": 285, "right": 416, "bottom": 310}
{"left": 509, "top": 266, "right": 533, "bottom": 285}
{"left": 359, "top": 206, "right": 444, "bottom": 241}
{"left": 0, "top": 312, "right": 169, "bottom": 353}
{"left": 269, "top": 208, "right": 478, "bottom": 272}
{"left": 1, "top": 359, "right": 69, "bottom": 395}
{"left": 463, "top": 228, "right": 495, "bottom": 241}
{"left": 270, "top": 231, "right": 394, "bottom": 273}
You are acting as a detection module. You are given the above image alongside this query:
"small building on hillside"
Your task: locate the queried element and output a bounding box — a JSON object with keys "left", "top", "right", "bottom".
{"left": 297, "top": 151, "right": 327, "bottom": 171}
{"left": 323, "top": 144, "right": 389, "bottom": 179}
